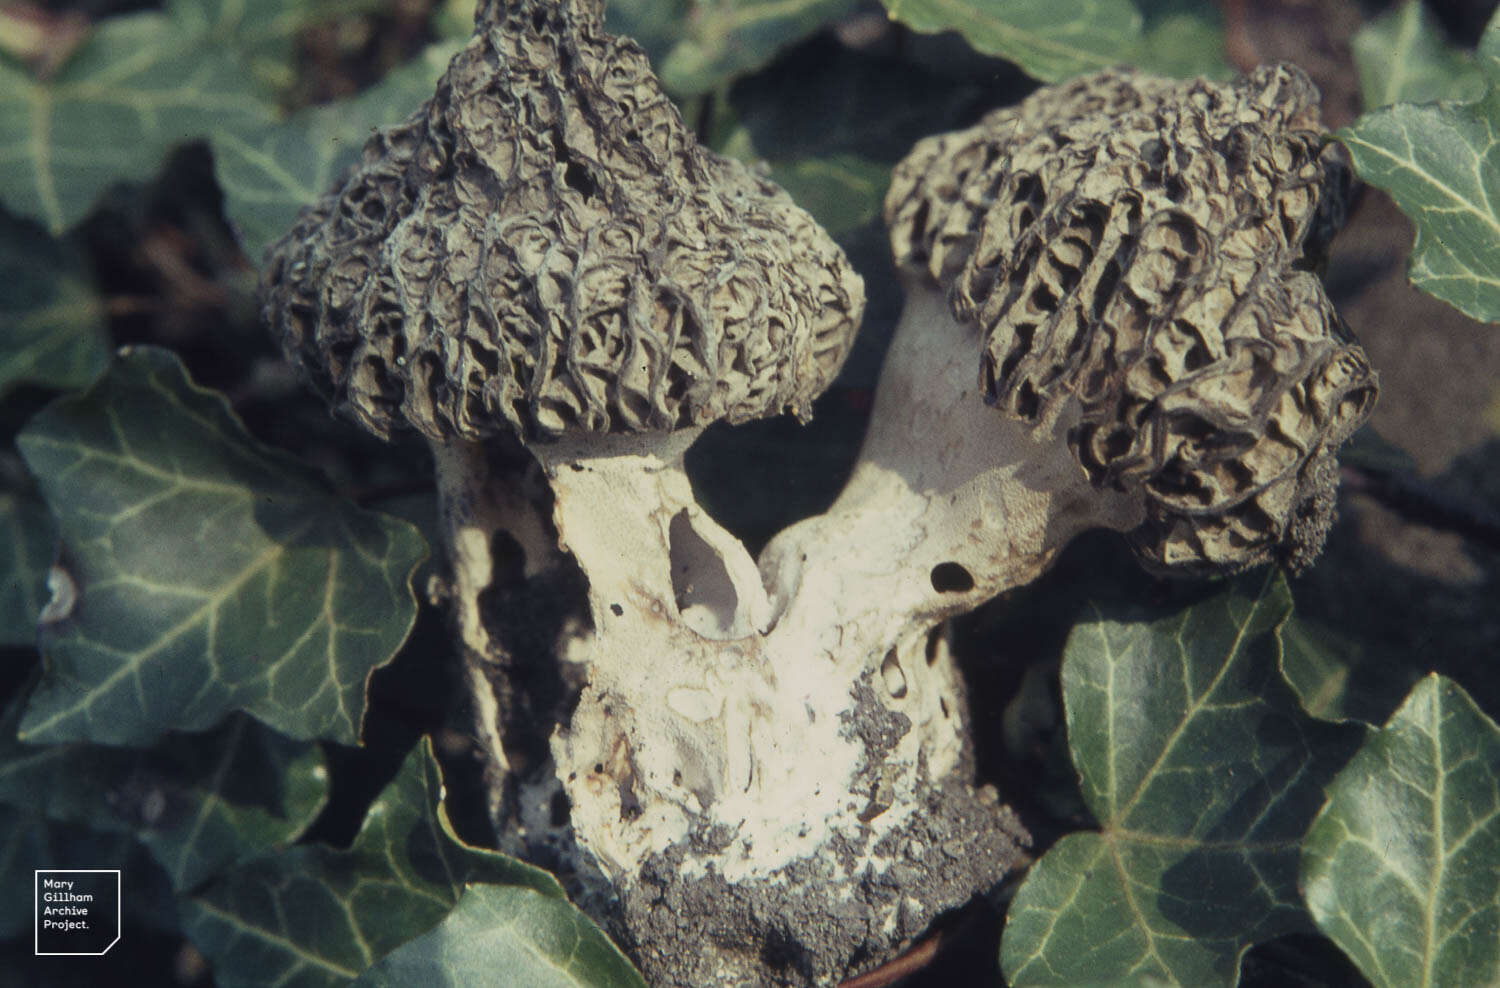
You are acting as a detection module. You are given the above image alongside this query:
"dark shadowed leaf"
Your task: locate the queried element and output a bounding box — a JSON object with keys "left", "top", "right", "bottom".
{"left": 1277, "top": 614, "right": 1411, "bottom": 726}
{"left": 765, "top": 154, "right": 889, "bottom": 234}
{"left": 181, "top": 740, "right": 597, "bottom": 988}
{"left": 14, "top": 346, "right": 426, "bottom": 746}
{"left": 881, "top": 0, "right": 1225, "bottom": 84}
{"left": 1287, "top": 433, "right": 1500, "bottom": 728}
{"left": 1339, "top": 11, "right": 1500, "bottom": 323}
{"left": 1302, "top": 674, "right": 1500, "bottom": 988}
{"left": 354, "top": 883, "right": 646, "bottom": 988}
{"left": 1001, "top": 572, "right": 1361, "bottom": 986}
{"left": 0, "top": 805, "right": 178, "bottom": 938}
{"left": 0, "top": 214, "right": 109, "bottom": 396}
{"left": 607, "top": 0, "right": 861, "bottom": 96}
{"left": 0, "top": 485, "right": 56, "bottom": 647}
{"left": 712, "top": 36, "right": 993, "bottom": 236}
{"left": 1352, "top": 1, "right": 1484, "bottom": 109}
{"left": 0, "top": 694, "right": 327, "bottom": 891}
{"left": 214, "top": 42, "right": 461, "bottom": 263}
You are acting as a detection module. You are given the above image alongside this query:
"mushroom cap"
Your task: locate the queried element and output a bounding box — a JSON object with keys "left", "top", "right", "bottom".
{"left": 262, "top": 0, "right": 864, "bottom": 444}
{"left": 885, "top": 64, "right": 1377, "bottom": 574}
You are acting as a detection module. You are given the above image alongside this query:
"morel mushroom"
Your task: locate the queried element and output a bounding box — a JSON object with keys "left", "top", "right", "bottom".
{"left": 754, "top": 68, "right": 1377, "bottom": 984}
{"left": 763, "top": 63, "right": 1377, "bottom": 645}
{"left": 260, "top": 1, "right": 989, "bottom": 984}
{"left": 263, "top": 0, "right": 859, "bottom": 607}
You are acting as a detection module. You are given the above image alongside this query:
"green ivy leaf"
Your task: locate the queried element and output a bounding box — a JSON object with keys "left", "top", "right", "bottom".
{"left": 881, "top": 0, "right": 1134, "bottom": 83}
{"left": 1338, "top": 11, "right": 1500, "bottom": 323}
{"left": 14, "top": 346, "right": 426, "bottom": 746}
{"left": 1001, "top": 572, "right": 1361, "bottom": 986}
{"left": 1279, "top": 612, "right": 1428, "bottom": 727}
{"left": 169, "top": 0, "right": 387, "bottom": 94}
{"left": 762, "top": 155, "right": 889, "bottom": 235}
{"left": 881, "top": 0, "right": 1225, "bottom": 85}
{"left": 0, "top": 213, "right": 110, "bottom": 396}
{"left": 354, "top": 883, "right": 646, "bottom": 988}
{"left": 716, "top": 115, "right": 887, "bottom": 234}
{"left": 0, "top": 694, "right": 327, "bottom": 891}
{"left": 182, "top": 739, "right": 590, "bottom": 987}
{"left": 214, "top": 42, "right": 461, "bottom": 263}
{"left": 0, "top": 486, "right": 56, "bottom": 647}
{"left": 1352, "top": 1, "right": 1484, "bottom": 110}
{"left": 0, "top": 10, "right": 276, "bottom": 235}
{"left": 1133, "top": 1, "right": 1230, "bottom": 81}
{"left": 607, "top": 0, "right": 861, "bottom": 96}
{"left": 1301, "top": 674, "right": 1500, "bottom": 988}
{"left": 434, "top": 0, "right": 478, "bottom": 41}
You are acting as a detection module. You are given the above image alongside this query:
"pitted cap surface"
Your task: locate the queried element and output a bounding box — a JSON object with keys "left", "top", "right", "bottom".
{"left": 263, "top": 0, "right": 864, "bottom": 443}
{"left": 886, "top": 65, "right": 1377, "bottom": 573}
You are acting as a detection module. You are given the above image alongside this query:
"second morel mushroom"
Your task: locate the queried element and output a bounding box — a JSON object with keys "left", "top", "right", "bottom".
{"left": 763, "top": 63, "right": 1377, "bottom": 643}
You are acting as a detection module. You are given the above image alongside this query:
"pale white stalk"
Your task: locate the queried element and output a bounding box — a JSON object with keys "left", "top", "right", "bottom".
{"left": 532, "top": 279, "right": 1146, "bottom": 984}
{"left": 759, "top": 278, "right": 1145, "bottom": 637}
{"left": 430, "top": 437, "right": 563, "bottom": 836}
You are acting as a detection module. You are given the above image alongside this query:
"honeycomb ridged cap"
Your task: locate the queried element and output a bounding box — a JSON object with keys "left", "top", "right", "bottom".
{"left": 885, "top": 64, "right": 1377, "bottom": 574}
{"left": 261, "top": 0, "right": 864, "bottom": 444}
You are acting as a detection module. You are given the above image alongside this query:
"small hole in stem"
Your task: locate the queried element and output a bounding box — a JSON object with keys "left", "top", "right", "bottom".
{"left": 930, "top": 562, "right": 975, "bottom": 593}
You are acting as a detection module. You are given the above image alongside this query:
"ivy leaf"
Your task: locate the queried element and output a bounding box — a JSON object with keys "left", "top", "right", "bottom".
{"left": 181, "top": 739, "right": 595, "bottom": 987}
{"left": 14, "top": 346, "right": 426, "bottom": 746}
{"left": 0, "top": 0, "right": 377, "bottom": 233}
{"left": 1133, "top": 0, "right": 1230, "bottom": 81}
{"left": 0, "top": 694, "right": 327, "bottom": 891}
{"left": 1001, "top": 572, "right": 1361, "bottom": 986}
{"left": 434, "top": 0, "right": 478, "bottom": 41}
{"left": 214, "top": 42, "right": 461, "bottom": 263}
{"left": 1279, "top": 612, "right": 1428, "bottom": 727}
{"left": 760, "top": 155, "right": 889, "bottom": 235}
{"left": 1352, "top": 1, "right": 1484, "bottom": 110}
{"left": 0, "top": 10, "right": 276, "bottom": 235}
{"left": 168, "top": 0, "right": 387, "bottom": 94}
{"left": 607, "top": 0, "right": 861, "bottom": 96}
{"left": 716, "top": 116, "right": 887, "bottom": 235}
{"left": 1301, "top": 674, "right": 1500, "bottom": 988}
{"left": 881, "top": 0, "right": 1134, "bottom": 83}
{"left": 1338, "top": 11, "right": 1500, "bottom": 323}
{"left": 354, "top": 883, "right": 646, "bottom": 988}
{"left": 0, "top": 213, "right": 110, "bottom": 396}
{"left": 881, "top": 0, "right": 1226, "bottom": 85}
{"left": 0, "top": 486, "right": 56, "bottom": 648}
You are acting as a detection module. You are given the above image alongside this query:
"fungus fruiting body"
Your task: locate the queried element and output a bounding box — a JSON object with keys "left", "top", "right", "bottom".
{"left": 262, "top": 2, "right": 1007, "bottom": 983}
{"left": 261, "top": 2, "right": 1377, "bottom": 979}
{"left": 881, "top": 64, "right": 1376, "bottom": 576}
{"left": 765, "top": 64, "right": 1377, "bottom": 646}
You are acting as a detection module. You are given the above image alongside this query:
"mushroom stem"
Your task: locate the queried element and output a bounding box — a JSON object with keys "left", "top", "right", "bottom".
{"left": 531, "top": 427, "right": 772, "bottom": 644}
{"left": 760, "top": 278, "right": 1145, "bottom": 640}
{"left": 430, "top": 435, "right": 570, "bottom": 839}
{"left": 527, "top": 296, "right": 1057, "bottom": 984}
{"left": 430, "top": 437, "right": 513, "bottom": 832}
